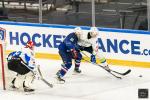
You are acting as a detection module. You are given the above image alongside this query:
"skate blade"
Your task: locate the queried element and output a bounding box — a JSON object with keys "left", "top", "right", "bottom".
{"left": 55, "top": 77, "right": 65, "bottom": 84}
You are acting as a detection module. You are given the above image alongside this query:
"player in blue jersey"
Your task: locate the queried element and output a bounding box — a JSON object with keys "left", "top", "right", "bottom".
{"left": 7, "top": 40, "right": 36, "bottom": 92}
{"left": 56, "top": 27, "right": 83, "bottom": 83}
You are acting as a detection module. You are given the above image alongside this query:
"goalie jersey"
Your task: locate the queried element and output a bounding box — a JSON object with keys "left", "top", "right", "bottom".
{"left": 7, "top": 48, "right": 36, "bottom": 71}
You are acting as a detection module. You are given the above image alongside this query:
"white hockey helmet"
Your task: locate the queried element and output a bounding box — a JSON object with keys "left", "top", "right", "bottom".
{"left": 90, "top": 27, "right": 99, "bottom": 37}
{"left": 74, "top": 27, "right": 82, "bottom": 35}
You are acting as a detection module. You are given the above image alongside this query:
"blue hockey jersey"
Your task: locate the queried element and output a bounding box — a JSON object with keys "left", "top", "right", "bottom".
{"left": 58, "top": 32, "right": 78, "bottom": 52}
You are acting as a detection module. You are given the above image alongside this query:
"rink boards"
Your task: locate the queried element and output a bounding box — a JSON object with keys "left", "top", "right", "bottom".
{"left": 0, "top": 21, "right": 150, "bottom": 68}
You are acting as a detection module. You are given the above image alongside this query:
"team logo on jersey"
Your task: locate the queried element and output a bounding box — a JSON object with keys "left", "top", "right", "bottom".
{"left": 0, "top": 27, "right": 6, "bottom": 40}
{"left": 70, "top": 38, "right": 74, "bottom": 42}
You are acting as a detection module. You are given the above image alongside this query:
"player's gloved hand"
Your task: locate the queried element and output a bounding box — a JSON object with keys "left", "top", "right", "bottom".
{"left": 90, "top": 54, "right": 96, "bottom": 63}
{"left": 71, "top": 49, "right": 78, "bottom": 59}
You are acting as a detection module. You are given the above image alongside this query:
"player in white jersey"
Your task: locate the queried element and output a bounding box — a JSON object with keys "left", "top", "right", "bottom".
{"left": 76, "top": 27, "right": 110, "bottom": 72}
{"left": 7, "top": 40, "right": 36, "bottom": 92}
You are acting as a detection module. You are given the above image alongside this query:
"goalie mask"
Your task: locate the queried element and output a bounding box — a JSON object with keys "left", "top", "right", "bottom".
{"left": 90, "top": 27, "right": 99, "bottom": 37}
{"left": 25, "top": 40, "right": 34, "bottom": 50}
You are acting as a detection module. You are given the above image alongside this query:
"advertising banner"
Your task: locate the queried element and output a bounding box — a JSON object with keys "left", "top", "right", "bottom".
{"left": 0, "top": 21, "right": 150, "bottom": 67}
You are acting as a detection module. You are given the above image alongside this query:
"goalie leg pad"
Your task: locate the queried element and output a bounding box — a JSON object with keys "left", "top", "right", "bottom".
{"left": 24, "top": 72, "right": 35, "bottom": 88}
{"left": 14, "top": 74, "right": 26, "bottom": 89}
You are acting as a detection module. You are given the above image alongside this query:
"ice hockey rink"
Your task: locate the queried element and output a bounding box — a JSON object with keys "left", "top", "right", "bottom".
{"left": 0, "top": 59, "right": 150, "bottom": 100}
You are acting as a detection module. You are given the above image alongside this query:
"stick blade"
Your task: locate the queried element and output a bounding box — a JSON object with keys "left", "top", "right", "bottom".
{"left": 42, "top": 79, "right": 53, "bottom": 88}
{"left": 122, "top": 69, "right": 131, "bottom": 75}
{"left": 37, "top": 66, "right": 53, "bottom": 88}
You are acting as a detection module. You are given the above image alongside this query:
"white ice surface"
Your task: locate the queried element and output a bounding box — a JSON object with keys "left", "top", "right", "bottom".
{"left": 1, "top": 59, "right": 150, "bottom": 100}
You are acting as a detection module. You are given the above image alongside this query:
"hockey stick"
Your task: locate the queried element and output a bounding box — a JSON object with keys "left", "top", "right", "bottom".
{"left": 94, "top": 62, "right": 131, "bottom": 76}
{"left": 82, "top": 58, "right": 122, "bottom": 79}
{"left": 111, "top": 69, "right": 131, "bottom": 76}
{"left": 81, "top": 51, "right": 131, "bottom": 76}
{"left": 21, "top": 61, "right": 53, "bottom": 88}
{"left": 37, "top": 66, "right": 53, "bottom": 88}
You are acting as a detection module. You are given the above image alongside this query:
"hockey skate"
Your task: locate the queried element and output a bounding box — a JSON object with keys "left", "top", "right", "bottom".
{"left": 56, "top": 71, "right": 65, "bottom": 83}
{"left": 10, "top": 84, "right": 17, "bottom": 89}
{"left": 74, "top": 67, "right": 81, "bottom": 73}
{"left": 10, "top": 78, "right": 18, "bottom": 90}
{"left": 23, "top": 86, "right": 35, "bottom": 92}
{"left": 23, "top": 81, "right": 34, "bottom": 92}
{"left": 10, "top": 84, "right": 18, "bottom": 90}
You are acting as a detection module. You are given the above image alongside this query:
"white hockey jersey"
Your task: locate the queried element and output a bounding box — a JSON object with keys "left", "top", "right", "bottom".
{"left": 7, "top": 47, "right": 36, "bottom": 71}
{"left": 21, "top": 47, "right": 36, "bottom": 70}
{"left": 78, "top": 32, "right": 99, "bottom": 55}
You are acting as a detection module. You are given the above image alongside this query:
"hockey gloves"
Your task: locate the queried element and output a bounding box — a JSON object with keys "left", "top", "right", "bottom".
{"left": 71, "top": 49, "right": 78, "bottom": 59}
{"left": 90, "top": 54, "right": 96, "bottom": 63}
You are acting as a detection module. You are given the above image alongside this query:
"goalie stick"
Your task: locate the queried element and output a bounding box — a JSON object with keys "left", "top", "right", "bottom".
{"left": 37, "top": 66, "right": 53, "bottom": 88}
{"left": 21, "top": 61, "right": 53, "bottom": 88}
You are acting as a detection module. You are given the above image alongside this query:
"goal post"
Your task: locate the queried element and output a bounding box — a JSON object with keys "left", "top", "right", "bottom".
{"left": 0, "top": 44, "right": 6, "bottom": 90}
{"left": 0, "top": 27, "right": 6, "bottom": 90}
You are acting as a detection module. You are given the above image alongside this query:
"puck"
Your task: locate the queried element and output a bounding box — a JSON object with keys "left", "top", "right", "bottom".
{"left": 139, "top": 75, "right": 142, "bottom": 77}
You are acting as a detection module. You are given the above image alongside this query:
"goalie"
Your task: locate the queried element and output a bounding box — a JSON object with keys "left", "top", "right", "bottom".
{"left": 7, "top": 40, "right": 36, "bottom": 92}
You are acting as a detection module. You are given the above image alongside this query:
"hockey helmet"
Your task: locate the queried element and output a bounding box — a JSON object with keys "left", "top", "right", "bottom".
{"left": 25, "top": 40, "right": 34, "bottom": 50}
{"left": 90, "top": 27, "right": 99, "bottom": 37}
{"left": 74, "top": 27, "right": 82, "bottom": 35}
